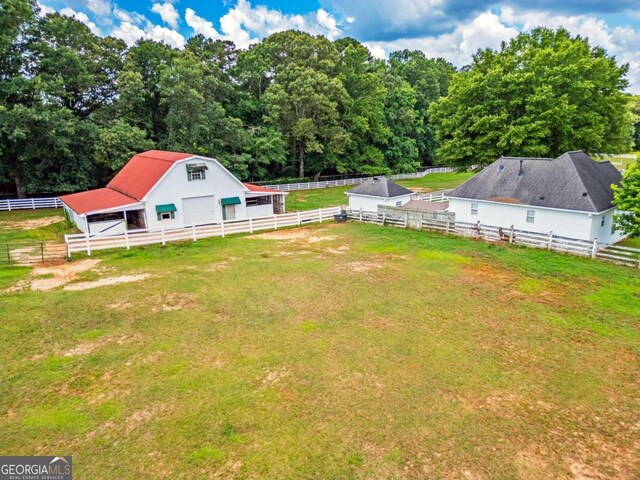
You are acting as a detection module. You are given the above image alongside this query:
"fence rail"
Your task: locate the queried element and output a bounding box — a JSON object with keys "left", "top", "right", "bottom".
{"left": 0, "top": 197, "right": 63, "bottom": 211}
{"left": 347, "top": 209, "right": 640, "bottom": 269}
{"left": 1, "top": 241, "right": 67, "bottom": 264}
{"left": 262, "top": 167, "right": 455, "bottom": 191}
{"left": 65, "top": 207, "right": 341, "bottom": 257}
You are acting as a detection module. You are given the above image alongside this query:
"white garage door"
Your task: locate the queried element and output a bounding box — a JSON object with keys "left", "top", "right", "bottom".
{"left": 182, "top": 196, "right": 216, "bottom": 226}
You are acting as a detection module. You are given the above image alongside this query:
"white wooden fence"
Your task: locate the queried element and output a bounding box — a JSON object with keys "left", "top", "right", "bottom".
{"left": 347, "top": 209, "right": 640, "bottom": 269}
{"left": 65, "top": 207, "right": 341, "bottom": 257}
{"left": 0, "top": 197, "right": 63, "bottom": 211}
{"left": 263, "top": 167, "right": 455, "bottom": 191}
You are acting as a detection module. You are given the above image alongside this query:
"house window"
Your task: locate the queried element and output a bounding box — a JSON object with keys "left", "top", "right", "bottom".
{"left": 526, "top": 210, "right": 535, "bottom": 223}
{"left": 158, "top": 211, "right": 175, "bottom": 221}
{"left": 246, "top": 195, "right": 272, "bottom": 206}
{"left": 189, "top": 171, "right": 204, "bottom": 181}
{"left": 601, "top": 216, "right": 606, "bottom": 227}
{"left": 470, "top": 203, "right": 478, "bottom": 215}
{"left": 396, "top": 201, "right": 402, "bottom": 207}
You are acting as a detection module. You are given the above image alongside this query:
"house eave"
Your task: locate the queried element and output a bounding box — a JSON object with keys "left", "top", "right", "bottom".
{"left": 448, "top": 196, "right": 616, "bottom": 215}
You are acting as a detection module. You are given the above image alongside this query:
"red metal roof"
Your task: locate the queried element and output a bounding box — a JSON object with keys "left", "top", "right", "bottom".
{"left": 60, "top": 188, "right": 140, "bottom": 215}
{"left": 107, "top": 150, "right": 193, "bottom": 200}
{"left": 243, "top": 183, "right": 285, "bottom": 194}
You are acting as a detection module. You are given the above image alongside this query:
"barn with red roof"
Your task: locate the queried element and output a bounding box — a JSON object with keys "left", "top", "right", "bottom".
{"left": 60, "top": 151, "right": 287, "bottom": 234}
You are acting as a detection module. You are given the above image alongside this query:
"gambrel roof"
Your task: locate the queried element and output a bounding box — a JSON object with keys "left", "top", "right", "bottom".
{"left": 449, "top": 151, "right": 622, "bottom": 212}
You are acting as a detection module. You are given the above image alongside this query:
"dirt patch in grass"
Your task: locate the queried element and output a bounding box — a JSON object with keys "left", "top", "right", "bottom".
{"left": 5, "top": 259, "right": 102, "bottom": 291}
{"left": 107, "top": 301, "right": 132, "bottom": 310}
{"left": 0, "top": 215, "right": 65, "bottom": 230}
{"left": 64, "top": 335, "right": 134, "bottom": 357}
{"left": 64, "top": 274, "right": 152, "bottom": 291}
{"left": 151, "top": 293, "right": 195, "bottom": 312}
{"left": 345, "top": 261, "right": 383, "bottom": 273}
{"left": 251, "top": 228, "right": 337, "bottom": 243}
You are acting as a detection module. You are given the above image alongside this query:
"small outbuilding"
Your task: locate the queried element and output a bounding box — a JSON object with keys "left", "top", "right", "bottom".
{"left": 345, "top": 177, "right": 413, "bottom": 212}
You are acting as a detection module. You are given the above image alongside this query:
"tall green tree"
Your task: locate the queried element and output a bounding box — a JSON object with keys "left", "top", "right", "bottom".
{"left": 430, "top": 28, "right": 632, "bottom": 168}
{"left": 263, "top": 65, "right": 349, "bottom": 178}
{"left": 613, "top": 163, "right": 640, "bottom": 237}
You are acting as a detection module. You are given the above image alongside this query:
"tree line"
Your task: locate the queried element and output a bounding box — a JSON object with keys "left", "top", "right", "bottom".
{"left": 1, "top": 0, "right": 637, "bottom": 197}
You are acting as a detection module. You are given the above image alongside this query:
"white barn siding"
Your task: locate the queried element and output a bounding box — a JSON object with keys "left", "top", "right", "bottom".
{"left": 87, "top": 219, "right": 127, "bottom": 235}
{"left": 246, "top": 204, "right": 273, "bottom": 217}
{"left": 144, "top": 157, "right": 247, "bottom": 229}
{"left": 448, "top": 198, "right": 594, "bottom": 240}
{"left": 348, "top": 193, "right": 412, "bottom": 212}
{"left": 64, "top": 205, "right": 88, "bottom": 233}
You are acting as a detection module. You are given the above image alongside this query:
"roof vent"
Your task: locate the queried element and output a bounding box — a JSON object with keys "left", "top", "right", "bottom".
{"left": 497, "top": 157, "right": 505, "bottom": 173}
{"left": 539, "top": 195, "right": 545, "bottom": 200}
{"left": 517, "top": 159, "right": 524, "bottom": 177}
{"left": 372, "top": 176, "right": 379, "bottom": 183}
{"left": 582, "top": 192, "right": 588, "bottom": 197}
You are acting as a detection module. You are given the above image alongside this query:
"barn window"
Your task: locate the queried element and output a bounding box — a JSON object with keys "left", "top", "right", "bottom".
{"left": 87, "top": 212, "right": 125, "bottom": 223}
{"left": 246, "top": 196, "right": 272, "bottom": 206}
{"left": 601, "top": 216, "right": 605, "bottom": 227}
{"left": 186, "top": 163, "right": 207, "bottom": 181}
{"left": 156, "top": 203, "right": 177, "bottom": 221}
{"left": 470, "top": 203, "right": 478, "bottom": 215}
{"left": 526, "top": 210, "right": 535, "bottom": 223}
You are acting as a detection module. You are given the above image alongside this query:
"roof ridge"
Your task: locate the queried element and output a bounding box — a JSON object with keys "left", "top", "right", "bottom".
{"left": 561, "top": 152, "right": 597, "bottom": 211}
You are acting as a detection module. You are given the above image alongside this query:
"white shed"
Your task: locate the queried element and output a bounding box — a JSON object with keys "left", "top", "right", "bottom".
{"left": 345, "top": 177, "right": 413, "bottom": 212}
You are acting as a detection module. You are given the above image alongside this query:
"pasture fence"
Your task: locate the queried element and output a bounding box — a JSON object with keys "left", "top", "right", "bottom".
{"left": 347, "top": 208, "right": 640, "bottom": 269}
{"left": 65, "top": 207, "right": 341, "bottom": 257}
{"left": 1, "top": 241, "right": 67, "bottom": 265}
{"left": 0, "top": 197, "right": 63, "bottom": 211}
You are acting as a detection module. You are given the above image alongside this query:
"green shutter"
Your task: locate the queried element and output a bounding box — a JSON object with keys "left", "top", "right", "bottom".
{"left": 155, "top": 203, "right": 177, "bottom": 213}
{"left": 221, "top": 197, "right": 241, "bottom": 206}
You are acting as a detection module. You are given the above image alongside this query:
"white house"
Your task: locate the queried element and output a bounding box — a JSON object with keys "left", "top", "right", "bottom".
{"left": 60, "top": 150, "right": 287, "bottom": 234}
{"left": 346, "top": 177, "right": 413, "bottom": 211}
{"left": 447, "top": 151, "right": 624, "bottom": 243}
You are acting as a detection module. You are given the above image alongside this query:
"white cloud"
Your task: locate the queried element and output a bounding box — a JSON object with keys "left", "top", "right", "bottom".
{"left": 86, "top": 0, "right": 111, "bottom": 17}
{"left": 110, "top": 18, "right": 185, "bottom": 48}
{"left": 186, "top": 0, "right": 342, "bottom": 48}
{"left": 365, "top": 11, "right": 518, "bottom": 66}
{"left": 59, "top": 7, "right": 102, "bottom": 35}
{"left": 185, "top": 8, "right": 221, "bottom": 39}
{"left": 151, "top": 2, "right": 179, "bottom": 29}
{"left": 37, "top": 2, "right": 56, "bottom": 15}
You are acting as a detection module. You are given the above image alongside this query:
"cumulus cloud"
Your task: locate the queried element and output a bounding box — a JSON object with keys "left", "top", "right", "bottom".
{"left": 110, "top": 20, "right": 185, "bottom": 47}
{"left": 151, "top": 2, "right": 179, "bottom": 29}
{"left": 86, "top": 0, "right": 112, "bottom": 17}
{"left": 186, "top": 0, "right": 342, "bottom": 48}
{"left": 185, "top": 7, "right": 221, "bottom": 39}
{"left": 59, "top": 7, "right": 102, "bottom": 35}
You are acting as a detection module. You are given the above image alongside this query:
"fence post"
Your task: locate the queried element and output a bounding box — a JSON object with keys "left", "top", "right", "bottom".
{"left": 429, "top": 193, "right": 433, "bottom": 202}
{"left": 359, "top": 208, "right": 363, "bottom": 222}
{"left": 7, "top": 200, "right": 11, "bottom": 212}
{"left": 65, "top": 236, "right": 71, "bottom": 260}
{"left": 319, "top": 208, "right": 323, "bottom": 223}
{"left": 382, "top": 211, "right": 386, "bottom": 225}
{"left": 297, "top": 211, "right": 301, "bottom": 226}
{"left": 161, "top": 227, "right": 166, "bottom": 246}
{"left": 221, "top": 220, "right": 225, "bottom": 238}
{"left": 509, "top": 225, "right": 514, "bottom": 244}
{"left": 249, "top": 217, "right": 253, "bottom": 234}
{"left": 273, "top": 215, "right": 277, "bottom": 230}
{"left": 446, "top": 218, "right": 451, "bottom": 233}
{"left": 404, "top": 212, "right": 408, "bottom": 228}
{"left": 476, "top": 220, "right": 481, "bottom": 237}
{"left": 31, "top": 198, "right": 35, "bottom": 209}
{"left": 125, "top": 229, "right": 130, "bottom": 250}
{"left": 192, "top": 224, "right": 197, "bottom": 241}
{"left": 591, "top": 238, "right": 598, "bottom": 259}
{"left": 547, "top": 231, "right": 553, "bottom": 251}
{"left": 85, "top": 232, "right": 91, "bottom": 256}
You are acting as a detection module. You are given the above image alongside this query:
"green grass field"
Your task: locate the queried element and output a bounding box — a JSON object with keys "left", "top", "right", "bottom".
{"left": 1, "top": 221, "right": 639, "bottom": 479}
{"left": 0, "top": 208, "right": 71, "bottom": 243}
{"left": 285, "top": 171, "right": 475, "bottom": 211}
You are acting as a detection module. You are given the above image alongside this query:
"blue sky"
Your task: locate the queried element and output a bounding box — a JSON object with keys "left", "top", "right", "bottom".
{"left": 39, "top": 0, "right": 640, "bottom": 92}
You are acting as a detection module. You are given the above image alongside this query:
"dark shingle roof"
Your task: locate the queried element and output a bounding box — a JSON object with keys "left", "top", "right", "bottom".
{"left": 347, "top": 177, "right": 413, "bottom": 198}
{"left": 448, "top": 151, "right": 622, "bottom": 212}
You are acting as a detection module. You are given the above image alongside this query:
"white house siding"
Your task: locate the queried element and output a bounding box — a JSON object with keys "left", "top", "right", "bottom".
{"left": 588, "top": 209, "right": 625, "bottom": 244}
{"left": 448, "top": 198, "right": 596, "bottom": 240}
{"left": 246, "top": 203, "right": 274, "bottom": 217}
{"left": 347, "top": 193, "right": 413, "bottom": 212}
{"left": 64, "top": 205, "right": 88, "bottom": 233}
{"left": 144, "top": 157, "right": 247, "bottom": 230}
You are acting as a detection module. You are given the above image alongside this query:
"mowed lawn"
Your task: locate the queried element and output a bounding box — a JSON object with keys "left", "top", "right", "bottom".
{"left": 1, "top": 222, "right": 639, "bottom": 479}
{"left": 285, "top": 171, "right": 475, "bottom": 210}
